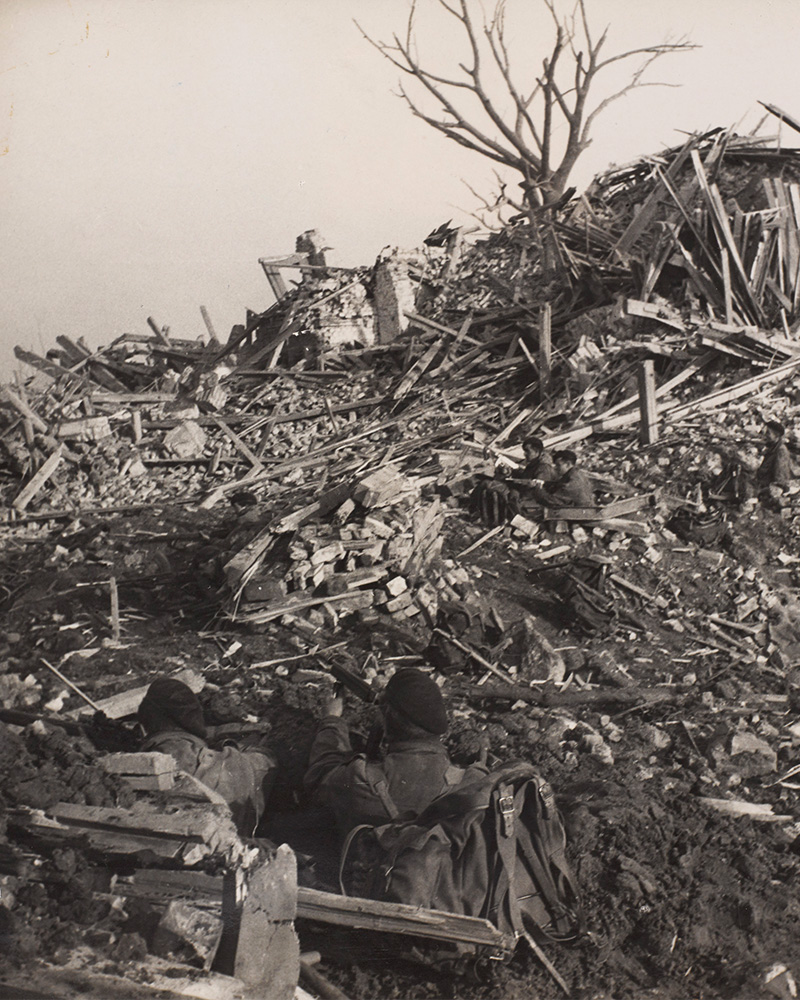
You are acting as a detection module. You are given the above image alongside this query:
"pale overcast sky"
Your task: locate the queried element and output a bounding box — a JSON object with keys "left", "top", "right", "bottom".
{"left": 2, "top": 0, "right": 800, "bottom": 377}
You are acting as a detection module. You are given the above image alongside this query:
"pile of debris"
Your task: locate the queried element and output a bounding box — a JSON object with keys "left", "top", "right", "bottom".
{"left": 4, "top": 114, "right": 800, "bottom": 1000}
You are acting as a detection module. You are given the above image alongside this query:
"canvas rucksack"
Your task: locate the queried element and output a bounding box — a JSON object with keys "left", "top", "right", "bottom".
{"left": 338, "top": 762, "right": 584, "bottom": 962}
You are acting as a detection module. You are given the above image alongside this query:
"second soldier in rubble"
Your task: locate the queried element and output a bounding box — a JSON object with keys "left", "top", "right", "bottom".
{"left": 528, "top": 449, "right": 594, "bottom": 509}
{"left": 757, "top": 420, "right": 793, "bottom": 492}
{"left": 137, "top": 677, "right": 277, "bottom": 837}
{"left": 304, "top": 668, "right": 486, "bottom": 838}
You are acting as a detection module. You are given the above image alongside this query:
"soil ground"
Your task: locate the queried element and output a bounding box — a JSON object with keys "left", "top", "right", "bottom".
{"left": 1, "top": 449, "right": 799, "bottom": 1000}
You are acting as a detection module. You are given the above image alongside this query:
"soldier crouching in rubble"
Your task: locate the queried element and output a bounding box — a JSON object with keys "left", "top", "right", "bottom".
{"left": 137, "top": 678, "right": 277, "bottom": 837}
{"left": 709, "top": 420, "right": 794, "bottom": 508}
{"left": 757, "top": 419, "right": 794, "bottom": 499}
{"left": 304, "top": 668, "right": 486, "bottom": 838}
{"left": 513, "top": 435, "right": 556, "bottom": 484}
{"left": 471, "top": 436, "right": 556, "bottom": 527}
{"left": 527, "top": 449, "right": 594, "bottom": 509}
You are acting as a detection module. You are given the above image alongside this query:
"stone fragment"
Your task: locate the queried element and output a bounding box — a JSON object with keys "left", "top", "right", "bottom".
{"left": 163, "top": 420, "right": 207, "bottom": 458}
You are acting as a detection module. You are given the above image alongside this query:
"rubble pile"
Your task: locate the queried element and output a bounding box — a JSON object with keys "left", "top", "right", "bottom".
{"left": 3, "top": 115, "right": 800, "bottom": 1000}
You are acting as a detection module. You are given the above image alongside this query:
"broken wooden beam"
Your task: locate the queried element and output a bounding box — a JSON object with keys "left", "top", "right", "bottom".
{"left": 637, "top": 360, "right": 659, "bottom": 445}
{"left": 539, "top": 302, "right": 552, "bottom": 398}
{"left": 296, "top": 887, "right": 514, "bottom": 952}
{"left": 147, "top": 316, "right": 171, "bottom": 345}
{"left": 1, "top": 385, "right": 48, "bottom": 433}
{"left": 12, "top": 445, "right": 64, "bottom": 511}
{"left": 200, "top": 305, "right": 221, "bottom": 346}
{"left": 211, "top": 416, "right": 265, "bottom": 473}
{"left": 68, "top": 667, "right": 204, "bottom": 719}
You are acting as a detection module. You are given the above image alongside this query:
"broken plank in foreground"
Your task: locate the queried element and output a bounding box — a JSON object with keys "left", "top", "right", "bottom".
{"left": 296, "top": 887, "right": 515, "bottom": 952}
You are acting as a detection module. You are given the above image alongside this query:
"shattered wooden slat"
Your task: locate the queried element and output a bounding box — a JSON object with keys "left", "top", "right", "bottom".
{"left": 614, "top": 136, "right": 698, "bottom": 255}
{"left": 1, "top": 385, "right": 48, "bottom": 433}
{"left": 211, "top": 416, "right": 265, "bottom": 472}
{"left": 0, "top": 959, "right": 248, "bottom": 1000}
{"left": 12, "top": 445, "right": 63, "bottom": 511}
{"left": 539, "top": 303, "right": 552, "bottom": 397}
{"left": 234, "top": 588, "right": 377, "bottom": 624}
{"left": 691, "top": 151, "right": 764, "bottom": 324}
{"left": 147, "top": 315, "right": 171, "bottom": 345}
{"left": 56, "top": 334, "right": 92, "bottom": 364}
{"left": 200, "top": 305, "right": 221, "bottom": 346}
{"left": 69, "top": 667, "right": 204, "bottom": 719}
{"left": 759, "top": 100, "right": 800, "bottom": 137}
{"left": 14, "top": 346, "right": 89, "bottom": 388}
{"left": 392, "top": 341, "right": 441, "bottom": 400}
{"left": 296, "top": 887, "right": 514, "bottom": 951}
{"left": 405, "top": 310, "right": 482, "bottom": 348}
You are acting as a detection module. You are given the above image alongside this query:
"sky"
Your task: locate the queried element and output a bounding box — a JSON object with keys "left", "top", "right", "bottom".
{"left": 3, "top": 0, "right": 800, "bottom": 379}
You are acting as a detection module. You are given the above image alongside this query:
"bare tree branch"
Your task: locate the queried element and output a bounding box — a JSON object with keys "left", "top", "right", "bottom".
{"left": 358, "top": 0, "right": 698, "bottom": 213}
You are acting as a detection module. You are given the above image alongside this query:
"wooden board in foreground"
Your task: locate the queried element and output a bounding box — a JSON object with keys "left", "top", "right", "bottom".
{"left": 296, "top": 887, "right": 514, "bottom": 952}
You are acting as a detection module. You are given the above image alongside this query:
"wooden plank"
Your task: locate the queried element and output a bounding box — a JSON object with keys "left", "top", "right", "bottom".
{"left": 259, "top": 260, "right": 290, "bottom": 300}
{"left": 233, "top": 309, "right": 299, "bottom": 373}
{"left": 637, "top": 360, "right": 659, "bottom": 444}
{"left": 665, "top": 355, "right": 800, "bottom": 420}
{"left": 110, "top": 575, "right": 121, "bottom": 642}
{"left": 429, "top": 315, "right": 476, "bottom": 375}
{"left": 600, "top": 495, "right": 653, "bottom": 517}
{"left": 296, "top": 887, "right": 514, "bottom": 951}
{"left": 0, "top": 961, "right": 247, "bottom": 1000}
{"left": 759, "top": 100, "right": 800, "bottom": 136}
{"left": 720, "top": 249, "right": 733, "bottom": 325}
{"left": 234, "top": 846, "right": 298, "bottom": 998}
{"left": 691, "top": 151, "right": 764, "bottom": 324}
{"left": 147, "top": 316, "right": 171, "bottom": 345}
{"left": 211, "top": 416, "right": 265, "bottom": 472}
{"left": 539, "top": 302, "right": 552, "bottom": 398}
{"left": 625, "top": 299, "right": 687, "bottom": 331}
{"left": 49, "top": 801, "right": 220, "bottom": 841}
{"left": 118, "top": 868, "right": 225, "bottom": 906}
{"left": 68, "top": 667, "right": 205, "bottom": 719}
{"left": 269, "top": 482, "right": 352, "bottom": 534}
{"left": 200, "top": 305, "right": 221, "bottom": 346}
{"left": 392, "top": 341, "right": 441, "bottom": 400}
{"left": 597, "top": 354, "right": 713, "bottom": 421}
{"left": 13, "top": 445, "right": 64, "bottom": 511}
{"left": 234, "top": 587, "right": 376, "bottom": 625}
{"left": 1, "top": 385, "right": 48, "bottom": 433}
{"left": 614, "top": 137, "right": 697, "bottom": 255}
{"left": 609, "top": 573, "right": 669, "bottom": 608}
{"left": 14, "top": 346, "right": 89, "bottom": 387}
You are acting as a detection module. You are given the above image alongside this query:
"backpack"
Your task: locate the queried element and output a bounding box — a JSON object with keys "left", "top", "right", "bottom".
{"left": 470, "top": 479, "right": 520, "bottom": 528}
{"left": 338, "top": 762, "right": 584, "bottom": 963}
{"left": 667, "top": 505, "right": 727, "bottom": 546}
{"left": 424, "top": 601, "right": 489, "bottom": 673}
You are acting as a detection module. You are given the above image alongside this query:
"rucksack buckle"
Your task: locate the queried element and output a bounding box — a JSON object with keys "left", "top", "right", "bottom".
{"left": 498, "top": 792, "right": 515, "bottom": 837}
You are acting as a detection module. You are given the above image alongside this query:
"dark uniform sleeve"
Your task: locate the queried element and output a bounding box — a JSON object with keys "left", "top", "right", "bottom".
{"left": 305, "top": 717, "right": 399, "bottom": 835}
{"left": 304, "top": 716, "right": 357, "bottom": 792}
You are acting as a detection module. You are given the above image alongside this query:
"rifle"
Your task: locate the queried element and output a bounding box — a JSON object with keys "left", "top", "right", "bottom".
{"left": 0, "top": 707, "right": 142, "bottom": 753}
{"left": 319, "top": 658, "right": 383, "bottom": 758}
{"left": 326, "top": 660, "right": 377, "bottom": 704}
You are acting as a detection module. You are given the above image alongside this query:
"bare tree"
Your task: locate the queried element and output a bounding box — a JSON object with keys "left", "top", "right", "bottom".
{"left": 358, "top": 0, "right": 696, "bottom": 218}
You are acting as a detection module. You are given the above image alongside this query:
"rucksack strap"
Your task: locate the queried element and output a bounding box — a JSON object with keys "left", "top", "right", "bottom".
{"left": 364, "top": 761, "right": 400, "bottom": 821}
{"left": 494, "top": 782, "right": 524, "bottom": 936}
{"left": 339, "top": 823, "right": 373, "bottom": 896}
{"left": 494, "top": 778, "right": 584, "bottom": 943}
